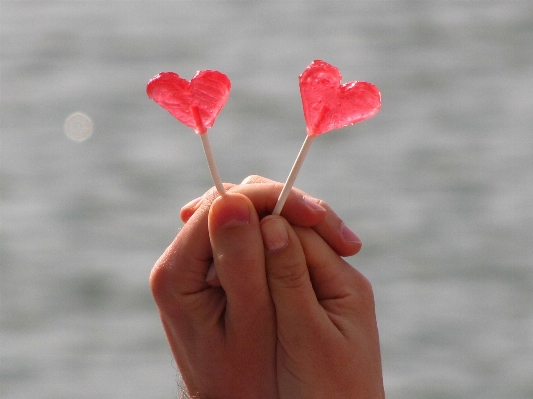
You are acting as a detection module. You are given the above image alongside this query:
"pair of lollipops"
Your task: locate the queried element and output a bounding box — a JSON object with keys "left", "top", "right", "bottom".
{"left": 147, "top": 60, "right": 381, "bottom": 215}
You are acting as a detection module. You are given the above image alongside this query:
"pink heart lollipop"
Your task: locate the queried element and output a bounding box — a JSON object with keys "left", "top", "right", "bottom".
{"left": 147, "top": 71, "right": 230, "bottom": 134}
{"left": 300, "top": 59, "right": 381, "bottom": 136}
{"left": 147, "top": 70, "right": 231, "bottom": 195}
{"left": 273, "top": 60, "right": 381, "bottom": 215}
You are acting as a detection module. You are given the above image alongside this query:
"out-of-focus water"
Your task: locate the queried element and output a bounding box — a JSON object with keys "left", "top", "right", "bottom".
{"left": 1, "top": 1, "right": 532, "bottom": 398}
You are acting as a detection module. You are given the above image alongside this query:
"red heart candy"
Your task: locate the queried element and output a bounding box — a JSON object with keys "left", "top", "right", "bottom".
{"left": 299, "top": 60, "right": 381, "bottom": 136}
{"left": 147, "top": 70, "right": 231, "bottom": 134}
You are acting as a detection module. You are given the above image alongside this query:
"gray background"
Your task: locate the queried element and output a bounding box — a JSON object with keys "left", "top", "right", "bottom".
{"left": 1, "top": 1, "right": 532, "bottom": 398}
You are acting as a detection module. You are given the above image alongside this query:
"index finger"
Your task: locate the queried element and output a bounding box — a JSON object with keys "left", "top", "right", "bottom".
{"left": 181, "top": 182, "right": 327, "bottom": 228}
{"left": 241, "top": 175, "right": 362, "bottom": 257}
{"left": 180, "top": 175, "right": 362, "bottom": 257}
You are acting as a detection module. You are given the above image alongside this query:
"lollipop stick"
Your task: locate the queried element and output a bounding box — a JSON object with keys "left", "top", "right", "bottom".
{"left": 200, "top": 132, "right": 226, "bottom": 196}
{"left": 272, "top": 135, "right": 315, "bottom": 215}
{"left": 191, "top": 105, "right": 226, "bottom": 195}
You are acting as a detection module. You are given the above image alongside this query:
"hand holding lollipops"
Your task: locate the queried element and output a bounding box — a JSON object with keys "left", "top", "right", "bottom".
{"left": 146, "top": 60, "right": 384, "bottom": 399}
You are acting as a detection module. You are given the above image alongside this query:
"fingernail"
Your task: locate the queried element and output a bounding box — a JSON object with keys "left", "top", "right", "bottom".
{"left": 340, "top": 223, "right": 362, "bottom": 244}
{"left": 205, "top": 261, "right": 221, "bottom": 286}
{"left": 216, "top": 197, "right": 250, "bottom": 227}
{"left": 206, "top": 262, "right": 216, "bottom": 279}
{"left": 303, "top": 196, "right": 326, "bottom": 213}
{"left": 183, "top": 196, "right": 203, "bottom": 209}
{"left": 261, "top": 218, "right": 289, "bottom": 252}
{"left": 241, "top": 176, "right": 253, "bottom": 184}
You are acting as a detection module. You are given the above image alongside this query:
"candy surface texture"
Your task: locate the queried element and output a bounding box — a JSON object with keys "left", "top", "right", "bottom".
{"left": 299, "top": 60, "right": 381, "bottom": 136}
{"left": 147, "top": 70, "right": 231, "bottom": 134}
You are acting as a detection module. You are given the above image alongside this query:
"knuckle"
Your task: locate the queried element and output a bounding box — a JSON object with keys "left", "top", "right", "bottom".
{"left": 149, "top": 258, "right": 173, "bottom": 302}
{"left": 348, "top": 268, "right": 376, "bottom": 305}
{"left": 268, "top": 258, "right": 308, "bottom": 289}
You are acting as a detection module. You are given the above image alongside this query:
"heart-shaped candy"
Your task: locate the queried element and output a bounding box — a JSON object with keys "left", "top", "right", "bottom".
{"left": 147, "top": 70, "right": 231, "bottom": 134}
{"left": 299, "top": 60, "right": 381, "bottom": 136}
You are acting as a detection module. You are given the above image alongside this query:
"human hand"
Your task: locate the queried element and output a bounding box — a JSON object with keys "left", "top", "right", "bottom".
{"left": 181, "top": 175, "right": 363, "bottom": 258}
{"left": 260, "top": 215, "right": 385, "bottom": 399}
{"left": 150, "top": 178, "right": 358, "bottom": 399}
{"left": 151, "top": 192, "right": 276, "bottom": 398}
{"left": 150, "top": 177, "right": 383, "bottom": 398}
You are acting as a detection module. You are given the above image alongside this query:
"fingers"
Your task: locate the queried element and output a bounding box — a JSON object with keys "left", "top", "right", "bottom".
{"left": 309, "top": 201, "right": 362, "bottom": 257}
{"left": 153, "top": 193, "right": 279, "bottom": 399}
{"left": 260, "top": 216, "right": 375, "bottom": 339}
{"left": 180, "top": 195, "right": 204, "bottom": 224}
{"left": 180, "top": 175, "right": 362, "bottom": 257}
{"left": 260, "top": 216, "right": 330, "bottom": 340}
{"left": 179, "top": 183, "right": 233, "bottom": 223}
{"left": 149, "top": 198, "right": 220, "bottom": 329}
{"left": 208, "top": 193, "right": 274, "bottom": 332}
{"left": 293, "top": 226, "right": 384, "bottom": 397}
{"left": 243, "top": 175, "right": 362, "bottom": 257}
{"left": 180, "top": 180, "right": 327, "bottom": 228}
{"left": 231, "top": 182, "right": 327, "bottom": 225}
{"left": 293, "top": 226, "right": 374, "bottom": 309}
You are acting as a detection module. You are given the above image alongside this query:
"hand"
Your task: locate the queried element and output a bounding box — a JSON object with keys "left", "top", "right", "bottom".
{"left": 150, "top": 178, "right": 357, "bottom": 399}
{"left": 151, "top": 192, "right": 277, "bottom": 399}
{"left": 181, "top": 175, "right": 363, "bottom": 258}
{"left": 260, "top": 215, "right": 385, "bottom": 399}
{"left": 150, "top": 177, "right": 383, "bottom": 398}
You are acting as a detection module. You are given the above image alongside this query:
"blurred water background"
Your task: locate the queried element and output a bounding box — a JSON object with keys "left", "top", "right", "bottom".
{"left": 1, "top": 1, "right": 532, "bottom": 398}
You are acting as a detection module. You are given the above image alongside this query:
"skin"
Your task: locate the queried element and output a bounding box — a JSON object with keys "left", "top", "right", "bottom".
{"left": 150, "top": 176, "right": 384, "bottom": 399}
{"left": 181, "top": 176, "right": 362, "bottom": 256}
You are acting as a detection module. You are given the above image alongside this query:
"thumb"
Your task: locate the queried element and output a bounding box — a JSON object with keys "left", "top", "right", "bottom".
{"left": 260, "top": 216, "right": 324, "bottom": 337}
{"left": 208, "top": 194, "right": 273, "bottom": 329}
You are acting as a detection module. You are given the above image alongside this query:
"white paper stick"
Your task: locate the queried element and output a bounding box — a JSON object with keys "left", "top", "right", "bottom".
{"left": 200, "top": 132, "right": 226, "bottom": 196}
{"left": 272, "top": 135, "right": 315, "bottom": 215}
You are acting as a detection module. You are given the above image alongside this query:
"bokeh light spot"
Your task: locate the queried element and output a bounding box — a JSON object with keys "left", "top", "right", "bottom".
{"left": 64, "top": 112, "right": 93, "bottom": 142}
